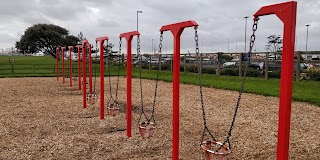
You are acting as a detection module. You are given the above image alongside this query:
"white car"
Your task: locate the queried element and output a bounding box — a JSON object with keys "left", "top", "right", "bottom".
{"left": 223, "top": 62, "right": 236, "bottom": 67}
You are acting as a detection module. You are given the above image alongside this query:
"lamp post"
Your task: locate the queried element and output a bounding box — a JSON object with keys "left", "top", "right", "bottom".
{"left": 244, "top": 16, "right": 249, "bottom": 54}
{"left": 306, "top": 24, "right": 310, "bottom": 60}
{"left": 152, "top": 38, "right": 153, "bottom": 54}
{"left": 137, "top": 10, "right": 143, "bottom": 56}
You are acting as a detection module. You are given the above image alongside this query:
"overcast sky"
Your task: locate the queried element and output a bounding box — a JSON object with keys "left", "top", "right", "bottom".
{"left": 0, "top": 0, "right": 319, "bottom": 54}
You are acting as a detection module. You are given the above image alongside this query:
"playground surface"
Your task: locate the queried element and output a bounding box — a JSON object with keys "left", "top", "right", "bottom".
{"left": 0, "top": 77, "right": 319, "bottom": 159}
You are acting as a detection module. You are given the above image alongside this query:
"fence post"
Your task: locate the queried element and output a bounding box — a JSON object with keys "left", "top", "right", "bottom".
{"left": 265, "top": 52, "right": 269, "bottom": 79}
{"left": 200, "top": 53, "right": 202, "bottom": 74}
{"left": 159, "top": 55, "right": 162, "bottom": 71}
{"left": 122, "top": 54, "right": 124, "bottom": 67}
{"left": 171, "top": 54, "right": 173, "bottom": 72}
{"left": 106, "top": 56, "right": 109, "bottom": 71}
{"left": 184, "top": 54, "right": 186, "bottom": 73}
{"left": 149, "top": 55, "right": 151, "bottom": 70}
{"left": 33, "top": 63, "right": 35, "bottom": 74}
{"left": 239, "top": 53, "right": 243, "bottom": 77}
{"left": 11, "top": 64, "right": 14, "bottom": 73}
{"left": 296, "top": 51, "right": 301, "bottom": 82}
{"left": 217, "top": 53, "right": 221, "bottom": 76}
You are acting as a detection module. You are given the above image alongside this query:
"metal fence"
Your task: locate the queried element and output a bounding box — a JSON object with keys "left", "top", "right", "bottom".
{"left": 1, "top": 52, "right": 319, "bottom": 81}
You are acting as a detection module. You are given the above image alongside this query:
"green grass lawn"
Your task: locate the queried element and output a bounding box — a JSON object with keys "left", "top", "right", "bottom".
{"left": 1, "top": 55, "right": 319, "bottom": 106}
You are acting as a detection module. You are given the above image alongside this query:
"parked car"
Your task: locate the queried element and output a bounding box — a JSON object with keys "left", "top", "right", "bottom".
{"left": 223, "top": 62, "right": 236, "bottom": 67}
{"left": 261, "top": 61, "right": 307, "bottom": 72}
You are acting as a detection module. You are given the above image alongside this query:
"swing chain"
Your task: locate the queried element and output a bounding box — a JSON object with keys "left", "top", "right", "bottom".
{"left": 224, "top": 18, "right": 259, "bottom": 147}
{"left": 196, "top": 27, "right": 216, "bottom": 142}
{"left": 138, "top": 35, "right": 147, "bottom": 123}
{"left": 106, "top": 40, "right": 115, "bottom": 103}
{"left": 148, "top": 32, "right": 163, "bottom": 124}
{"left": 195, "top": 27, "right": 205, "bottom": 126}
{"left": 115, "top": 38, "right": 122, "bottom": 102}
{"left": 137, "top": 33, "right": 162, "bottom": 124}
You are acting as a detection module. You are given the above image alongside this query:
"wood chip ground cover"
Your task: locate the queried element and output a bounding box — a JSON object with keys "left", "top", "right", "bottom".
{"left": 0, "top": 77, "right": 319, "bottom": 159}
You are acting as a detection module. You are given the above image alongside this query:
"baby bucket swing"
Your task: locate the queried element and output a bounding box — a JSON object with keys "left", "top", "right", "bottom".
{"left": 105, "top": 40, "right": 122, "bottom": 117}
{"left": 198, "top": 18, "right": 259, "bottom": 160}
{"left": 87, "top": 44, "right": 99, "bottom": 105}
{"left": 136, "top": 34, "right": 162, "bottom": 138}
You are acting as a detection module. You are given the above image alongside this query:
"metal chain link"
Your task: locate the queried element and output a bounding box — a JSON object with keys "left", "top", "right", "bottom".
{"left": 93, "top": 42, "right": 99, "bottom": 94}
{"left": 224, "top": 18, "right": 259, "bottom": 148}
{"left": 86, "top": 45, "right": 90, "bottom": 95}
{"left": 106, "top": 40, "right": 115, "bottom": 103}
{"left": 115, "top": 39, "right": 122, "bottom": 103}
{"left": 137, "top": 33, "right": 163, "bottom": 125}
{"left": 138, "top": 36, "right": 148, "bottom": 123}
{"left": 148, "top": 33, "right": 163, "bottom": 125}
{"left": 197, "top": 28, "right": 217, "bottom": 142}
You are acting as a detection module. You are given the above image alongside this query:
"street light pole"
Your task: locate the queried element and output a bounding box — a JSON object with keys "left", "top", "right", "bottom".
{"left": 306, "top": 24, "right": 310, "bottom": 60}
{"left": 244, "top": 16, "right": 249, "bottom": 54}
{"left": 137, "top": 10, "right": 143, "bottom": 56}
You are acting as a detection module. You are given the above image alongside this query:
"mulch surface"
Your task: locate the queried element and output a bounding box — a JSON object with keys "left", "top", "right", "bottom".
{"left": 0, "top": 77, "right": 319, "bottom": 160}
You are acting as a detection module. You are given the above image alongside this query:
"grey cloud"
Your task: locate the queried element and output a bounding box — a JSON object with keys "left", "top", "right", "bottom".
{"left": 1, "top": 0, "right": 319, "bottom": 53}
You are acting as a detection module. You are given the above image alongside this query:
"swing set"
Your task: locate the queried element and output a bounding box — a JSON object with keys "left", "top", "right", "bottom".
{"left": 55, "top": 1, "right": 297, "bottom": 160}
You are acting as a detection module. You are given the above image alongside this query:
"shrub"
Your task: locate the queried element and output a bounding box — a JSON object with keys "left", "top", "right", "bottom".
{"left": 221, "top": 68, "right": 262, "bottom": 77}
{"left": 221, "top": 68, "right": 239, "bottom": 76}
{"left": 268, "top": 70, "right": 281, "bottom": 78}
{"left": 186, "top": 64, "right": 198, "bottom": 73}
{"left": 306, "top": 67, "right": 320, "bottom": 81}
{"left": 202, "top": 67, "right": 216, "bottom": 74}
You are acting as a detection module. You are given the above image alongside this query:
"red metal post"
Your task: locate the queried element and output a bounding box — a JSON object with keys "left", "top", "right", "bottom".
{"left": 96, "top": 37, "right": 109, "bottom": 120}
{"left": 119, "top": 31, "right": 140, "bottom": 138}
{"left": 160, "top": 20, "right": 198, "bottom": 160}
{"left": 254, "top": 2, "right": 297, "bottom": 160}
{"left": 56, "top": 48, "right": 59, "bottom": 81}
{"left": 88, "top": 44, "right": 93, "bottom": 94}
{"left": 61, "top": 47, "right": 66, "bottom": 84}
{"left": 76, "top": 45, "right": 82, "bottom": 90}
{"left": 82, "top": 40, "right": 89, "bottom": 108}
{"left": 68, "top": 46, "right": 73, "bottom": 87}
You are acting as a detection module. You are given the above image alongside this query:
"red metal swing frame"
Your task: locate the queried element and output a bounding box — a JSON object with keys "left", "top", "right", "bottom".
{"left": 82, "top": 40, "right": 89, "bottom": 108}
{"left": 61, "top": 47, "right": 66, "bottom": 84}
{"left": 157, "top": 2, "right": 296, "bottom": 159}
{"left": 254, "top": 1, "right": 297, "bottom": 160}
{"left": 119, "top": 31, "right": 140, "bottom": 137}
{"left": 159, "top": 20, "right": 199, "bottom": 160}
{"left": 56, "top": 48, "right": 59, "bottom": 81}
{"left": 68, "top": 46, "right": 73, "bottom": 87}
{"left": 76, "top": 45, "right": 82, "bottom": 90}
{"left": 96, "top": 36, "right": 109, "bottom": 120}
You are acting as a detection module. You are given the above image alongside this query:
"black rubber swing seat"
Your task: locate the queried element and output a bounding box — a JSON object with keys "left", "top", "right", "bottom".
{"left": 138, "top": 122, "right": 156, "bottom": 138}
{"left": 106, "top": 103, "right": 120, "bottom": 116}
{"left": 200, "top": 140, "right": 231, "bottom": 160}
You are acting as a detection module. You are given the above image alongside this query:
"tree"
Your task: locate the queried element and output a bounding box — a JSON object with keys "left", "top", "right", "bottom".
{"left": 16, "top": 23, "right": 80, "bottom": 58}
{"left": 265, "top": 35, "right": 282, "bottom": 52}
{"left": 218, "top": 52, "right": 233, "bottom": 61}
{"left": 77, "top": 32, "right": 86, "bottom": 42}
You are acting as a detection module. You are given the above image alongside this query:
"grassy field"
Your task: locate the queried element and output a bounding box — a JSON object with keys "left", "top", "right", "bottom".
{"left": 1, "top": 55, "right": 319, "bottom": 106}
